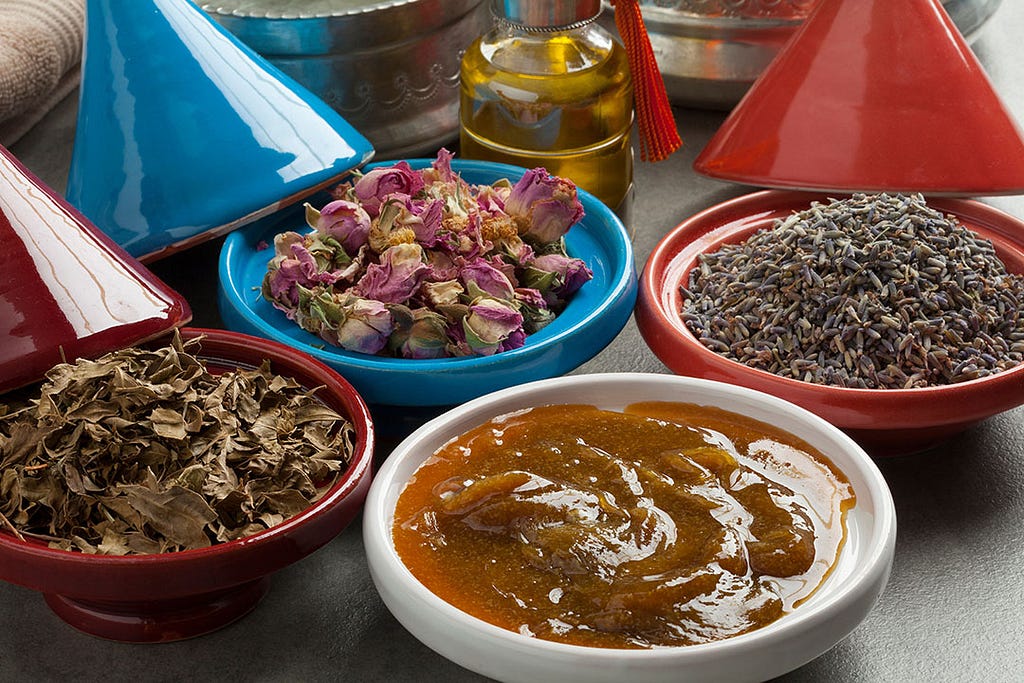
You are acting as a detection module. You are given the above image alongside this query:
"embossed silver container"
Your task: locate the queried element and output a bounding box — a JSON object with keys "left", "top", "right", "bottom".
{"left": 201, "top": 0, "right": 489, "bottom": 158}
{"left": 601, "top": 0, "right": 1002, "bottom": 109}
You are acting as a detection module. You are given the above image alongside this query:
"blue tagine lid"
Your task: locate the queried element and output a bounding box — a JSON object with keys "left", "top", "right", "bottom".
{"left": 66, "top": 0, "right": 375, "bottom": 263}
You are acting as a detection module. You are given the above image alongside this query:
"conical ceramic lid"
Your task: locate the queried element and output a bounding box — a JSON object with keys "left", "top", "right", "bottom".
{"left": 693, "top": 0, "right": 1024, "bottom": 195}
{"left": 66, "top": 0, "right": 375, "bottom": 262}
{"left": 1, "top": 145, "right": 191, "bottom": 394}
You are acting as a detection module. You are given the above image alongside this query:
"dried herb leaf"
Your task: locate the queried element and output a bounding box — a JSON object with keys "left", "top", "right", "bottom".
{"left": 0, "top": 332, "right": 355, "bottom": 554}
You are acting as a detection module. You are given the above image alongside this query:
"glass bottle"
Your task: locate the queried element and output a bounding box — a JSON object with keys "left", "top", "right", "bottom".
{"left": 459, "top": 0, "right": 634, "bottom": 216}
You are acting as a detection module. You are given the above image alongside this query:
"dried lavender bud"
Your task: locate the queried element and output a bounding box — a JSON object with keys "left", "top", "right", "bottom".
{"left": 0, "top": 332, "right": 355, "bottom": 555}
{"left": 681, "top": 193, "right": 1024, "bottom": 389}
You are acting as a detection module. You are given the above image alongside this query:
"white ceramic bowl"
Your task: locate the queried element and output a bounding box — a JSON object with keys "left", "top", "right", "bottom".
{"left": 363, "top": 373, "right": 897, "bottom": 683}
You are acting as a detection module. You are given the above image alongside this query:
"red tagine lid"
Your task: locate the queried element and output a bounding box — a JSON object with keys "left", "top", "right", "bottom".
{"left": 0, "top": 144, "right": 191, "bottom": 394}
{"left": 693, "top": 0, "right": 1024, "bottom": 195}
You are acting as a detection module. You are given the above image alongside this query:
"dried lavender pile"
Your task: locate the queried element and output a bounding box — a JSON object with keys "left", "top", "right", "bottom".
{"left": 681, "top": 193, "right": 1024, "bottom": 389}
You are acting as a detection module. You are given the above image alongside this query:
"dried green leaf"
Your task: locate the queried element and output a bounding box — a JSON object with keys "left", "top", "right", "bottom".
{"left": 0, "top": 331, "right": 355, "bottom": 554}
{"left": 148, "top": 407, "right": 188, "bottom": 440}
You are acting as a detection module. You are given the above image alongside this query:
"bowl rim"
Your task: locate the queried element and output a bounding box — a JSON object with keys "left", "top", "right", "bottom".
{"left": 363, "top": 372, "right": 897, "bottom": 667}
{"left": 217, "top": 158, "right": 638, "bottom": 400}
{"left": 0, "top": 327, "right": 375, "bottom": 570}
{"left": 637, "top": 190, "right": 1024, "bottom": 417}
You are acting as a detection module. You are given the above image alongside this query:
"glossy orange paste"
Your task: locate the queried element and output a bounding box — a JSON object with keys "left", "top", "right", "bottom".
{"left": 392, "top": 402, "right": 855, "bottom": 649}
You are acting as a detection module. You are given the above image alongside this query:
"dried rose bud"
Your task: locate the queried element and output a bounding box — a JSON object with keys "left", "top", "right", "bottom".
{"left": 474, "top": 180, "right": 512, "bottom": 216}
{"left": 389, "top": 306, "right": 451, "bottom": 359}
{"left": 504, "top": 168, "right": 585, "bottom": 244}
{"left": 421, "top": 149, "right": 477, "bottom": 216}
{"left": 339, "top": 297, "right": 394, "bottom": 354}
{"left": 515, "top": 287, "right": 556, "bottom": 333}
{"left": 499, "top": 236, "right": 535, "bottom": 266}
{"left": 368, "top": 199, "right": 427, "bottom": 253}
{"left": 423, "top": 148, "right": 459, "bottom": 185}
{"left": 462, "top": 298, "right": 525, "bottom": 356}
{"left": 353, "top": 161, "right": 425, "bottom": 217}
{"left": 523, "top": 253, "right": 593, "bottom": 301}
{"left": 415, "top": 198, "right": 444, "bottom": 246}
{"left": 306, "top": 200, "right": 371, "bottom": 255}
{"left": 264, "top": 258, "right": 303, "bottom": 310}
{"left": 304, "top": 292, "right": 394, "bottom": 355}
{"left": 499, "top": 327, "right": 527, "bottom": 353}
{"left": 263, "top": 232, "right": 342, "bottom": 309}
{"left": 355, "top": 242, "right": 430, "bottom": 304}
{"left": 460, "top": 256, "right": 516, "bottom": 300}
{"left": 263, "top": 233, "right": 306, "bottom": 308}
{"left": 422, "top": 280, "right": 465, "bottom": 308}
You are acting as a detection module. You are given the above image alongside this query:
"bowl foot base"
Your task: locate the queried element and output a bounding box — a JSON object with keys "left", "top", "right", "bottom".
{"left": 846, "top": 420, "right": 980, "bottom": 457}
{"left": 43, "top": 576, "right": 271, "bottom": 642}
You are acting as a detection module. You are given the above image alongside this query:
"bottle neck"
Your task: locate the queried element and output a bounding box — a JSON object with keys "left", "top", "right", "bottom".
{"left": 496, "top": 15, "right": 598, "bottom": 33}
{"left": 493, "top": 0, "right": 603, "bottom": 31}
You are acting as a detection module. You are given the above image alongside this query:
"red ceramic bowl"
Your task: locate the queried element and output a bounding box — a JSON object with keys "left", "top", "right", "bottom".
{"left": 636, "top": 191, "right": 1024, "bottom": 456}
{"left": 0, "top": 328, "right": 375, "bottom": 642}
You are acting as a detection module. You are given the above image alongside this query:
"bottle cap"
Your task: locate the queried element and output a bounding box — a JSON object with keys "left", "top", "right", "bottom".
{"left": 494, "top": 0, "right": 602, "bottom": 28}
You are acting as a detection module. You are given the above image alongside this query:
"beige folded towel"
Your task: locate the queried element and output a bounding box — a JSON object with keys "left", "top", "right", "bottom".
{"left": 0, "top": 0, "right": 84, "bottom": 146}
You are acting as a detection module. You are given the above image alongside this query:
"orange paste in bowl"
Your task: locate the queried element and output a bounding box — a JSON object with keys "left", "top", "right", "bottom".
{"left": 392, "top": 402, "right": 855, "bottom": 649}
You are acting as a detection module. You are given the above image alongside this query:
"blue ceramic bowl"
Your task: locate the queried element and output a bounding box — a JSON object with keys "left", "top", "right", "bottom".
{"left": 218, "top": 159, "right": 637, "bottom": 406}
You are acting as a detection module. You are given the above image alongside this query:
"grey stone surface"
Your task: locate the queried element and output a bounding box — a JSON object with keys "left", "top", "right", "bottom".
{"left": 5, "top": 4, "right": 1024, "bottom": 680}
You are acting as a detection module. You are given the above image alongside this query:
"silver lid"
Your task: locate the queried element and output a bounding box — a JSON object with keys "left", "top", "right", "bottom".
{"left": 494, "top": 0, "right": 602, "bottom": 28}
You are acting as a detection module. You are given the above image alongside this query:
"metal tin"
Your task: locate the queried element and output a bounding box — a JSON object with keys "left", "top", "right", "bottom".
{"left": 600, "top": 0, "right": 1002, "bottom": 110}
{"left": 201, "top": 0, "right": 490, "bottom": 159}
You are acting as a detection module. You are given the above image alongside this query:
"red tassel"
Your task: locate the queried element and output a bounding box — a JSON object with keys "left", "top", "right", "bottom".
{"left": 611, "top": 0, "right": 682, "bottom": 162}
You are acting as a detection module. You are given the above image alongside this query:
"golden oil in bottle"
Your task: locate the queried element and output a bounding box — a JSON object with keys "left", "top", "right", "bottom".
{"left": 459, "top": 0, "right": 634, "bottom": 215}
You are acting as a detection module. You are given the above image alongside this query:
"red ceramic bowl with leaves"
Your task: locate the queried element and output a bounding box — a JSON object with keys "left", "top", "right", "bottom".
{"left": 636, "top": 191, "right": 1024, "bottom": 456}
{"left": 0, "top": 328, "right": 374, "bottom": 642}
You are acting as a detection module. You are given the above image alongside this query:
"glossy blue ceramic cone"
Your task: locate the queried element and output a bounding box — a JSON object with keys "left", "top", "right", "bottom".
{"left": 66, "top": 0, "right": 375, "bottom": 262}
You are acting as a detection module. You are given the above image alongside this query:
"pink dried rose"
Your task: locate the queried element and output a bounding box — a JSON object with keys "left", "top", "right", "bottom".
{"left": 474, "top": 181, "right": 511, "bottom": 216}
{"left": 337, "top": 297, "right": 394, "bottom": 354}
{"left": 414, "top": 198, "right": 444, "bottom": 246}
{"left": 504, "top": 167, "right": 585, "bottom": 244}
{"left": 388, "top": 306, "right": 451, "bottom": 359}
{"left": 514, "top": 287, "right": 556, "bottom": 333}
{"left": 262, "top": 150, "right": 593, "bottom": 359}
{"left": 499, "top": 327, "right": 527, "bottom": 353}
{"left": 423, "top": 147, "right": 459, "bottom": 185}
{"left": 421, "top": 150, "right": 476, "bottom": 215}
{"left": 462, "top": 298, "right": 525, "bottom": 356}
{"left": 264, "top": 232, "right": 343, "bottom": 309}
{"left": 352, "top": 161, "right": 425, "bottom": 217}
{"left": 424, "top": 249, "right": 460, "bottom": 282}
{"left": 367, "top": 197, "right": 443, "bottom": 253}
{"left": 459, "top": 256, "right": 516, "bottom": 300}
{"left": 525, "top": 253, "right": 593, "bottom": 300}
{"left": 355, "top": 243, "right": 430, "bottom": 304}
{"left": 499, "top": 236, "right": 535, "bottom": 267}
{"left": 313, "top": 292, "right": 394, "bottom": 355}
{"left": 307, "top": 200, "right": 371, "bottom": 254}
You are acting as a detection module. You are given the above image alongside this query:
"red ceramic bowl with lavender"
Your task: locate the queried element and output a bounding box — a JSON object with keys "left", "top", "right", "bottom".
{"left": 636, "top": 190, "right": 1024, "bottom": 456}
{"left": 0, "top": 328, "right": 375, "bottom": 642}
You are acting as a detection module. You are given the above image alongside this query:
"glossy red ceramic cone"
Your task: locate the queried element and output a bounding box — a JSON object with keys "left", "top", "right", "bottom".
{"left": 693, "top": 0, "right": 1024, "bottom": 195}
{"left": 0, "top": 144, "right": 191, "bottom": 394}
